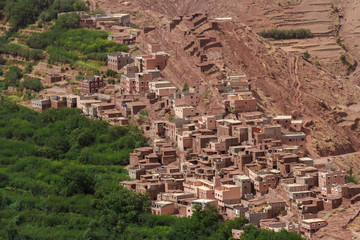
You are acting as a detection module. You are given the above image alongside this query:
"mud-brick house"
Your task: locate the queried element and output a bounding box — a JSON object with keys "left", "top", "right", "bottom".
{"left": 159, "top": 147, "right": 177, "bottom": 165}
{"left": 135, "top": 52, "right": 169, "bottom": 72}
{"left": 300, "top": 218, "right": 327, "bottom": 237}
{"left": 248, "top": 169, "right": 281, "bottom": 195}
{"left": 318, "top": 170, "right": 347, "bottom": 197}
{"left": 107, "top": 52, "right": 133, "bottom": 71}
{"left": 174, "top": 106, "right": 196, "bottom": 118}
{"left": 129, "top": 147, "right": 153, "bottom": 166}
{"left": 233, "top": 175, "right": 252, "bottom": 197}
{"left": 151, "top": 201, "right": 176, "bottom": 215}
{"left": 31, "top": 98, "right": 51, "bottom": 111}
{"left": 281, "top": 132, "right": 306, "bottom": 151}
{"left": 46, "top": 74, "right": 64, "bottom": 84}
{"left": 80, "top": 75, "right": 104, "bottom": 95}
{"left": 215, "top": 185, "right": 242, "bottom": 210}
{"left": 136, "top": 182, "right": 165, "bottom": 200}
{"left": 273, "top": 115, "right": 292, "bottom": 129}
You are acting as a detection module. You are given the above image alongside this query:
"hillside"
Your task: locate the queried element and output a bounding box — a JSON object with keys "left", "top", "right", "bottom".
{"left": 92, "top": 0, "right": 360, "bottom": 157}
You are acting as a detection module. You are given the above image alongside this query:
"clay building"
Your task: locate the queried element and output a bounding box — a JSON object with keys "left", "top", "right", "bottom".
{"left": 121, "top": 73, "right": 137, "bottom": 94}
{"left": 107, "top": 52, "right": 133, "bottom": 71}
{"left": 300, "top": 218, "right": 327, "bottom": 236}
{"left": 46, "top": 74, "right": 64, "bottom": 84}
{"left": 174, "top": 106, "right": 196, "bottom": 118}
{"left": 319, "top": 170, "right": 347, "bottom": 196}
{"left": 273, "top": 115, "right": 292, "bottom": 129}
{"left": 108, "top": 33, "right": 136, "bottom": 45}
{"left": 149, "top": 80, "right": 177, "bottom": 98}
{"left": 31, "top": 98, "right": 51, "bottom": 111}
{"left": 80, "top": 75, "right": 104, "bottom": 95}
{"left": 50, "top": 96, "right": 67, "bottom": 109}
{"left": 135, "top": 52, "right": 169, "bottom": 72}
{"left": 151, "top": 201, "right": 175, "bottom": 215}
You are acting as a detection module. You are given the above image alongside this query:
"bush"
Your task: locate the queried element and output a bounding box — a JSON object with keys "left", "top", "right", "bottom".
{"left": 24, "top": 63, "right": 33, "bottom": 74}
{"left": 0, "top": 43, "right": 44, "bottom": 61}
{"left": 130, "top": 24, "right": 140, "bottom": 29}
{"left": 76, "top": 75, "right": 84, "bottom": 81}
{"left": 314, "top": 61, "right": 320, "bottom": 66}
{"left": 340, "top": 54, "right": 346, "bottom": 61}
{"left": 303, "top": 51, "right": 310, "bottom": 59}
{"left": 106, "top": 69, "right": 118, "bottom": 77}
{"left": 22, "top": 78, "right": 43, "bottom": 92}
{"left": 57, "top": 167, "right": 95, "bottom": 196}
{"left": 107, "top": 78, "right": 115, "bottom": 84}
{"left": 182, "top": 83, "right": 189, "bottom": 92}
{"left": 259, "top": 28, "right": 312, "bottom": 40}
{"left": 5, "top": 66, "right": 23, "bottom": 88}
{"left": 0, "top": 54, "right": 5, "bottom": 65}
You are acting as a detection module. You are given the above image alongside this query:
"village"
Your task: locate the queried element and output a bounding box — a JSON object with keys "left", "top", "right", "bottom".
{"left": 28, "top": 11, "right": 360, "bottom": 239}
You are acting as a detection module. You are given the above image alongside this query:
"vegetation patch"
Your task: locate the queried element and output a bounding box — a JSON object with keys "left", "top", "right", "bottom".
{"left": 259, "top": 28, "right": 312, "bottom": 40}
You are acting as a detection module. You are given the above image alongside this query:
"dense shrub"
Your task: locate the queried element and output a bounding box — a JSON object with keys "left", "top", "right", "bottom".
{"left": 106, "top": 69, "right": 118, "bottom": 77}
{"left": 4, "top": 66, "right": 23, "bottom": 88}
{"left": 22, "top": 78, "right": 43, "bottom": 92}
{"left": 0, "top": 55, "right": 5, "bottom": 65}
{"left": 2, "top": 0, "right": 87, "bottom": 30}
{"left": 24, "top": 63, "right": 33, "bottom": 74}
{"left": 0, "top": 43, "right": 44, "bottom": 61}
{"left": 259, "top": 28, "right": 312, "bottom": 39}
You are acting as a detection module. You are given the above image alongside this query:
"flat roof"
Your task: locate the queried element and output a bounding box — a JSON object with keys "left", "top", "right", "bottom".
{"left": 285, "top": 183, "right": 307, "bottom": 187}
{"left": 155, "top": 201, "right": 174, "bottom": 206}
{"left": 291, "top": 191, "right": 312, "bottom": 194}
{"left": 192, "top": 199, "right": 215, "bottom": 204}
{"left": 291, "top": 120, "right": 304, "bottom": 124}
{"left": 282, "top": 132, "right": 306, "bottom": 137}
{"left": 302, "top": 218, "right": 325, "bottom": 223}
{"left": 234, "top": 175, "right": 250, "bottom": 180}
{"left": 273, "top": 115, "right": 292, "bottom": 120}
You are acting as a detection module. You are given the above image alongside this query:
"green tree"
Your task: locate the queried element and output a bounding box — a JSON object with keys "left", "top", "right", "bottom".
{"left": 5, "top": 66, "right": 23, "bottom": 88}
{"left": 22, "top": 78, "right": 43, "bottom": 92}
{"left": 57, "top": 166, "right": 95, "bottom": 196}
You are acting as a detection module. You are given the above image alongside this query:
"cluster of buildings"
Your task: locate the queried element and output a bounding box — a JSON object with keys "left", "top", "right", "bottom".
{"left": 121, "top": 107, "right": 360, "bottom": 238}
{"left": 109, "top": 43, "right": 358, "bottom": 239}
{"left": 28, "top": 12, "right": 359, "bottom": 238}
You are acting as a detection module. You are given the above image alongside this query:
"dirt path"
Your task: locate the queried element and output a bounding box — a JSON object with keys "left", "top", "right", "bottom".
{"left": 288, "top": 55, "right": 318, "bottom": 157}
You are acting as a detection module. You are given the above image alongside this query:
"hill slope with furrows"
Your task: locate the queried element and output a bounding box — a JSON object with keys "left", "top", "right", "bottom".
{"left": 94, "top": 0, "right": 360, "bottom": 156}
